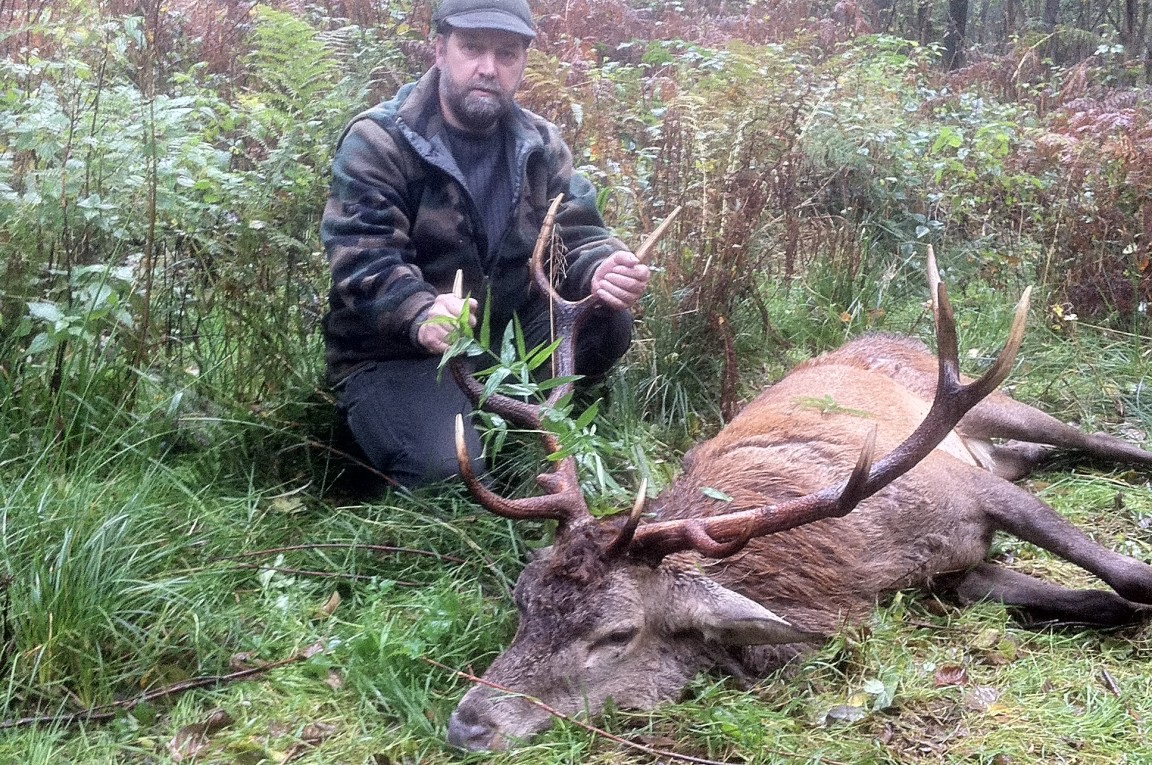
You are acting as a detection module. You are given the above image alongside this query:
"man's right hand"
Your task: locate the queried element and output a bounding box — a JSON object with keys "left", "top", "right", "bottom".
{"left": 416, "top": 293, "right": 478, "bottom": 354}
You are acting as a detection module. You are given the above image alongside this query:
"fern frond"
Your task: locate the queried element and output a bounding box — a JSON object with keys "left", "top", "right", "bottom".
{"left": 246, "top": 7, "right": 339, "bottom": 118}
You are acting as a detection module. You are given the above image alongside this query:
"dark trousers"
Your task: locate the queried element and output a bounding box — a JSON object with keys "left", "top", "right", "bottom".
{"left": 338, "top": 306, "right": 633, "bottom": 488}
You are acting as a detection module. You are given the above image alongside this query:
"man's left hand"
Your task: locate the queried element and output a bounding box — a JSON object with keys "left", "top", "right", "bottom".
{"left": 590, "top": 251, "right": 649, "bottom": 311}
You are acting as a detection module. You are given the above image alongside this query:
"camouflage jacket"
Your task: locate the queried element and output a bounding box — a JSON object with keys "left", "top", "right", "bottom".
{"left": 320, "top": 67, "right": 627, "bottom": 385}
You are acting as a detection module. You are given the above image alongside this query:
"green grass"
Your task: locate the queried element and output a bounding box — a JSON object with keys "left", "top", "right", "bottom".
{"left": 1, "top": 275, "right": 1150, "bottom": 764}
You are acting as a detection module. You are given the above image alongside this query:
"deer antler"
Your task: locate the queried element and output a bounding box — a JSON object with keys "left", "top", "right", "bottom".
{"left": 633, "top": 206, "right": 680, "bottom": 266}
{"left": 624, "top": 277, "right": 1032, "bottom": 562}
{"left": 452, "top": 197, "right": 679, "bottom": 528}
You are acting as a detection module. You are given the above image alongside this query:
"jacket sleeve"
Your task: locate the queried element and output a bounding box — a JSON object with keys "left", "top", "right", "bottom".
{"left": 543, "top": 125, "right": 630, "bottom": 300}
{"left": 321, "top": 118, "right": 436, "bottom": 361}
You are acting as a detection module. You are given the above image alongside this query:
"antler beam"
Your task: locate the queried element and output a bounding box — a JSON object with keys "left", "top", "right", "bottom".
{"left": 451, "top": 197, "right": 679, "bottom": 528}
{"left": 625, "top": 272, "right": 1031, "bottom": 562}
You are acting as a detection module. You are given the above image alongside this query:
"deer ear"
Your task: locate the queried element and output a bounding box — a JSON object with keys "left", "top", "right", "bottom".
{"left": 667, "top": 576, "right": 820, "bottom": 646}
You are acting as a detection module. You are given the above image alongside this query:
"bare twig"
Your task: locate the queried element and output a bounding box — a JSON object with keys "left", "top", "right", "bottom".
{"left": 1, "top": 642, "right": 326, "bottom": 730}
{"left": 226, "top": 562, "right": 420, "bottom": 586}
{"left": 423, "top": 657, "right": 845, "bottom": 765}
{"left": 219, "top": 543, "right": 467, "bottom": 566}
{"left": 297, "top": 436, "right": 402, "bottom": 489}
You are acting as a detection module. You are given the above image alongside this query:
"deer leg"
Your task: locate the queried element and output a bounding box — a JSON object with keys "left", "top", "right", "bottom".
{"left": 980, "top": 478, "right": 1152, "bottom": 605}
{"left": 964, "top": 437, "right": 1056, "bottom": 481}
{"left": 962, "top": 395, "right": 1152, "bottom": 469}
{"left": 948, "top": 562, "right": 1147, "bottom": 626}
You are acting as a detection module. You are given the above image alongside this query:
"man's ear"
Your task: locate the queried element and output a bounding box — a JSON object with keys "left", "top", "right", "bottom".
{"left": 433, "top": 34, "right": 446, "bottom": 66}
{"left": 662, "top": 572, "right": 821, "bottom": 646}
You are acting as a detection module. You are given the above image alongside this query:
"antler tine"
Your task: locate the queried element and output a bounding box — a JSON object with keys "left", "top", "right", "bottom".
{"left": 450, "top": 362, "right": 549, "bottom": 431}
{"left": 605, "top": 477, "right": 648, "bottom": 557}
{"left": 633, "top": 206, "right": 681, "bottom": 266}
{"left": 530, "top": 195, "right": 601, "bottom": 404}
{"left": 447, "top": 268, "right": 549, "bottom": 431}
{"left": 528, "top": 195, "right": 570, "bottom": 302}
{"left": 530, "top": 198, "right": 681, "bottom": 403}
{"left": 449, "top": 197, "right": 597, "bottom": 527}
{"left": 926, "top": 244, "right": 942, "bottom": 325}
{"left": 815, "top": 280, "right": 1029, "bottom": 501}
{"left": 454, "top": 415, "right": 585, "bottom": 521}
{"left": 626, "top": 271, "right": 1032, "bottom": 563}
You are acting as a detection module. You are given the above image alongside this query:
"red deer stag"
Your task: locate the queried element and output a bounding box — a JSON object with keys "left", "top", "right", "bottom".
{"left": 444, "top": 202, "right": 1152, "bottom": 751}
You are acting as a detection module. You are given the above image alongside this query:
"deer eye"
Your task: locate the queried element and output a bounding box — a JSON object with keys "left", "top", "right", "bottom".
{"left": 589, "top": 627, "right": 638, "bottom": 651}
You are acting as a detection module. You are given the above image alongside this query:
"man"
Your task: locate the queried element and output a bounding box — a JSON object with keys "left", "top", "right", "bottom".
{"left": 320, "top": 0, "right": 649, "bottom": 488}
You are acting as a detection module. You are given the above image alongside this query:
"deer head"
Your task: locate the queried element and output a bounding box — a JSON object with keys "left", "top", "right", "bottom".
{"left": 444, "top": 204, "right": 1029, "bottom": 751}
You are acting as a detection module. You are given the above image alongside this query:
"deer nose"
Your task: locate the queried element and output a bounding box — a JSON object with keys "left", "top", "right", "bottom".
{"left": 446, "top": 707, "right": 498, "bottom": 751}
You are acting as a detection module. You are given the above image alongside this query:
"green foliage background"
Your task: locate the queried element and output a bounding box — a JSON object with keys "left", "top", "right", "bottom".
{"left": 0, "top": 1, "right": 1150, "bottom": 763}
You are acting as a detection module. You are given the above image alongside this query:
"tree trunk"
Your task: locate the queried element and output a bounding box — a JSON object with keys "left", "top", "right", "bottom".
{"left": 974, "top": 0, "right": 991, "bottom": 47}
{"left": 916, "top": 0, "right": 934, "bottom": 46}
{"left": 944, "top": 0, "right": 970, "bottom": 69}
{"left": 1121, "top": 0, "right": 1137, "bottom": 50}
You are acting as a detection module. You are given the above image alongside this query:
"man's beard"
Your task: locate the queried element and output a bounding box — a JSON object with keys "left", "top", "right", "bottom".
{"left": 440, "top": 74, "right": 512, "bottom": 133}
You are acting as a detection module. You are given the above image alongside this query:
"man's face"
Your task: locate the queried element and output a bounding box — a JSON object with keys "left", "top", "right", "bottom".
{"left": 435, "top": 28, "right": 528, "bottom": 133}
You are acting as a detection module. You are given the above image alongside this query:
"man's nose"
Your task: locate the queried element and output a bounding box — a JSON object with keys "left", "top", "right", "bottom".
{"left": 474, "top": 50, "right": 498, "bottom": 75}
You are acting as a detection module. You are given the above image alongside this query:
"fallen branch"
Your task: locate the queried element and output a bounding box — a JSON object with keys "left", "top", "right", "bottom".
{"left": 426, "top": 658, "right": 855, "bottom": 765}
{"left": 1, "top": 641, "right": 326, "bottom": 729}
{"left": 423, "top": 657, "right": 736, "bottom": 765}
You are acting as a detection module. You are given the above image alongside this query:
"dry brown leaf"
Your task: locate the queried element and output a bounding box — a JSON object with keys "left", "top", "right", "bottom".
{"left": 301, "top": 722, "right": 337, "bottom": 743}
{"left": 283, "top": 722, "right": 338, "bottom": 763}
{"left": 315, "top": 591, "right": 341, "bottom": 619}
{"left": 963, "top": 685, "right": 1001, "bottom": 712}
{"left": 634, "top": 733, "right": 680, "bottom": 749}
{"left": 228, "top": 651, "right": 258, "bottom": 671}
{"left": 933, "top": 664, "right": 969, "bottom": 687}
{"left": 167, "top": 709, "right": 233, "bottom": 762}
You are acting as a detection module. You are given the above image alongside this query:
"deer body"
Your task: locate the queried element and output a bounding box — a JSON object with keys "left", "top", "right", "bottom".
{"left": 443, "top": 210, "right": 1152, "bottom": 751}
{"left": 660, "top": 332, "right": 1152, "bottom": 641}
{"left": 652, "top": 335, "right": 991, "bottom": 635}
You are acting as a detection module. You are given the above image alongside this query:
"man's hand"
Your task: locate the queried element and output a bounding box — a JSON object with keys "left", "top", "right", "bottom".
{"left": 416, "top": 293, "right": 478, "bottom": 354}
{"left": 590, "top": 251, "right": 649, "bottom": 311}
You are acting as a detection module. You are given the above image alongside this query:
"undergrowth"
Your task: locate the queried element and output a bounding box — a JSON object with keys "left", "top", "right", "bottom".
{"left": 1, "top": 267, "right": 1149, "bottom": 764}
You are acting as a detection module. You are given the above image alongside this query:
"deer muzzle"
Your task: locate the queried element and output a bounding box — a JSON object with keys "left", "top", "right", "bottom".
{"left": 446, "top": 705, "right": 502, "bottom": 752}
